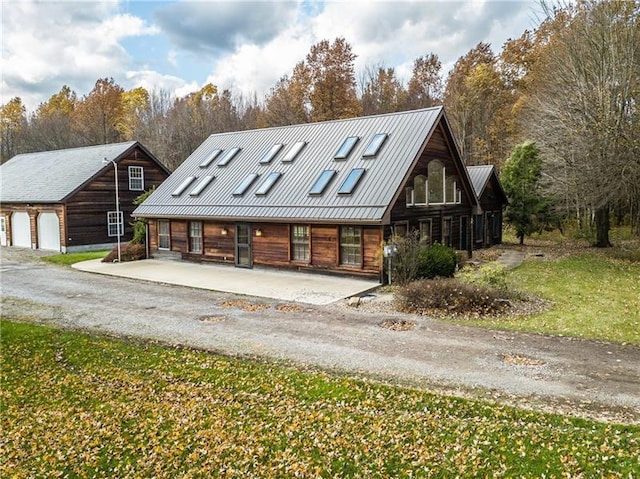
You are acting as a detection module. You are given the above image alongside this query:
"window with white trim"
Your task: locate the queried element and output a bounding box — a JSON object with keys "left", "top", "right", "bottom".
{"left": 413, "top": 175, "right": 427, "bottom": 205}
{"left": 107, "top": 211, "right": 123, "bottom": 237}
{"left": 189, "top": 221, "right": 203, "bottom": 253}
{"left": 158, "top": 220, "right": 170, "bottom": 250}
{"left": 291, "top": 225, "right": 310, "bottom": 262}
{"left": 428, "top": 160, "right": 444, "bottom": 204}
{"left": 128, "top": 166, "right": 144, "bottom": 191}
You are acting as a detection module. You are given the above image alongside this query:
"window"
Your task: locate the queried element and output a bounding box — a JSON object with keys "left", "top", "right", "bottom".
{"left": 457, "top": 189, "right": 462, "bottom": 204}
{"left": 413, "top": 175, "right": 427, "bottom": 205}
{"left": 217, "top": 147, "right": 241, "bottom": 167}
{"left": 158, "top": 220, "right": 170, "bottom": 250}
{"left": 337, "top": 168, "right": 365, "bottom": 195}
{"left": 340, "top": 226, "right": 362, "bottom": 266}
{"left": 474, "top": 214, "right": 484, "bottom": 243}
{"left": 334, "top": 136, "right": 359, "bottom": 160}
{"left": 189, "top": 221, "right": 203, "bottom": 253}
{"left": 492, "top": 211, "right": 502, "bottom": 238}
{"left": 233, "top": 173, "right": 259, "bottom": 196}
{"left": 199, "top": 149, "right": 222, "bottom": 168}
{"left": 171, "top": 176, "right": 196, "bottom": 196}
{"left": 405, "top": 187, "right": 414, "bottom": 206}
{"left": 445, "top": 177, "right": 456, "bottom": 204}
{"left": 443, "top": 217, "right": 453, "bottom": 247}
{"left": 282, "top": 141, "right": 306, "bottom": 163}
{"left": 189, "top": 175, "right": 215, "bottom": 196}
{"left": 363, "top": 133, "right": 387, "bottom": 157}
{"left": 107, "top": 211, "right": 123, "bottom": 237}
{"left": 428, "top": 160, "right": 444, "bottom": 204}
{"left": 128, "top": 166, "right": 144, "bottom": 191}
{"left": 393, "top": 222, "right": 408, "bottom": 237}
{"left": 255, "top": 172, "right": 282, "bottom": 196}
{"left": 259, "top": 144, "right": 284, "bottom": 164}
{"left": 420, "top": 219, "right": 432, "bottom": 245}
{"left": 291, "top": 225, "right": 310, "bottom": 262}
{"left": 309, "top": 170, "right": 336, "bottom": 196}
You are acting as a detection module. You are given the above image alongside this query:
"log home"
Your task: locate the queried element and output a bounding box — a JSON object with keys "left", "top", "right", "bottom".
{"left": 0, "top": 141, "right": 170, "bottom": 252}
{"left": 134, "top": 107, "right": 504, "bottom": 280}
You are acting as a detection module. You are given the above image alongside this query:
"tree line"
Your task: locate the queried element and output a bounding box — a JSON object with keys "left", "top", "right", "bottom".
{"left": 2, "top": 0, "right": 638, "bottom": 245}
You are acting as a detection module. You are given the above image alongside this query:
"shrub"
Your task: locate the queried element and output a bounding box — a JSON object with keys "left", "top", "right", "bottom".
{"left": 395, "top": 278, "right": 511, "bottom": 318}
{"left": 457, "top": 263, "right": 509, "bottom": 293}
{"left": 384, "top": 231, "right": 421, "bottom": 285}
{"left": 102, "top": 243, "right": 146, "bottom": 263}
{"left": 417, "top": 243, "right": 457, "bottom": 279}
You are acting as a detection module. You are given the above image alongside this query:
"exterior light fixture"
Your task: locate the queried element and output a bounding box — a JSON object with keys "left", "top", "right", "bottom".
{"left": 221, "top": 227, "right": 228, "bottom": 236}
{"left": 255, "top": 228, "right": 263, "bottom": 237}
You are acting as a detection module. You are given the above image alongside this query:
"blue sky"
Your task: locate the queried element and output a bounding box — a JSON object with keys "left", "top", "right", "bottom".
{"left": 2, "top": 0, "right": 542, "bottom": 113}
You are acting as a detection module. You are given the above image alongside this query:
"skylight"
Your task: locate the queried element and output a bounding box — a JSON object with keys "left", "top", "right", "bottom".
{"left": 199, "top": 149, "right": 222, "bottom": 168}
{"left": 255, "top": 172, "right": 282, "bottom": 196}
{"left": 171, "top": 176, "right": 196, "bottom": 197}
{"left": 338, "top": 168, "right": 366, "bottom": 195}
{"left": 334, "top": 136, "right": 359, "bottom": 160}
{"left": 189, "top": 175, "right": 215, "bottom": 196}
{"left": 282, "top": 141, "right": 306, "bottom": 163}
{"left": 309, "top": 169, "right": 336, "bottom": 196}
{"left": 232, "top": 173, "right": 259, "bottom": 196}
{"left": 216, "top": 147, "right": 241, "bottom": 167}
{"left": 363, "top": 133, "right": 388, "bottom": 157}
{"left": 259, "top": 144, "right": 284, "bottom": 164}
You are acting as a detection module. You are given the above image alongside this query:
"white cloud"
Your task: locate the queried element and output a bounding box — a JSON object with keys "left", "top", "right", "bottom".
{"left": 1, "top": 1, "right": 159, "bottom": 111}
{"left": 125, "top": 70, "right": 199, "bottom": 99}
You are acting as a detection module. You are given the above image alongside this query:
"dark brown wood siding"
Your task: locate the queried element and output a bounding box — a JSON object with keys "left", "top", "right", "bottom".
{"left": 388, "top": 124, "right": 475, "bottom": 251}
{"left": 151, "top": 220, "right": 382, "bottom": 279}
{"left": 64, "top": 147, "right": 169, "bottom": 248}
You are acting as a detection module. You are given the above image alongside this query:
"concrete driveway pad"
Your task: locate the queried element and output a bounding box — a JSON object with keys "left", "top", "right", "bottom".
{"left": 73, "top": 258, "right": 380, "bottom": 305}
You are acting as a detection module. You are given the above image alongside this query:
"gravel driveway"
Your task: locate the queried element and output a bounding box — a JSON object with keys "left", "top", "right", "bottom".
{"left": 2, "top": 248, "right": 639, "bottom": 424}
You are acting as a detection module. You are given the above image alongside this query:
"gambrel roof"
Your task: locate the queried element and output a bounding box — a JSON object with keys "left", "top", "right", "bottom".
{"left": 134, "top": 107, "right": 475, "bottom": 224}
{"left": 0, "top": 141, "right": 162, "bottom": 203}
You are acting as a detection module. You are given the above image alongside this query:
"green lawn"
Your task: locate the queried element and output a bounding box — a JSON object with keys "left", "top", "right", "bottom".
{"left": 42, "top": 250, "right": 109, "bottom": 266}
{"left": 2, "top": 320, "right": 638, "bottom": 478}
{"left": 460, "top": 253, "right": 640, "bottom": 345}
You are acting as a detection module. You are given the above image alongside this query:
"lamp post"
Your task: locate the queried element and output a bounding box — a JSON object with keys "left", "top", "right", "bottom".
{"left": 103, "top": 158, "right": 121, "bottom": 262}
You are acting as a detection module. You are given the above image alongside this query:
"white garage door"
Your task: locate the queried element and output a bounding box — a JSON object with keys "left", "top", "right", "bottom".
{"left": 11, "top": 212, "right": 31, "bottom": 248}
{"left": 38, "top": 212, "right": 61, "bottom": 251}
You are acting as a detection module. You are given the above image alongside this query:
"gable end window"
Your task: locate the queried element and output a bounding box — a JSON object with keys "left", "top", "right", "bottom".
{"left": 128, "top": 166, "right": 144, "bottom": 191}
{"left": 427, "top": 160, "right": 444, "bottom": 204}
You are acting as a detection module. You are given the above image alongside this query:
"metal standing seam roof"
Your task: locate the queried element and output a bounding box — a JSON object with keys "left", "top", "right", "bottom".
{"left": 0, "top": 141, "right": 139, "bottom": 203}
{"left": 134, "top": 107, "right": 446, "bottom": 223}
{"left": 466, "top": 165, "right": 495, "bottom": 198}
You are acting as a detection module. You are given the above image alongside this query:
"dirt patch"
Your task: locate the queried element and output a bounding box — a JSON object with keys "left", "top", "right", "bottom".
{"left": 220, "top": 300, "right": 270, "bottom": 312}
{"left": 501, "top": 353, "right": 545, "bottom": 366}
{"left": 380, "top": 319, "right": 415, "bottom": 331}
{"left": 276, "top": 303, "right": 303, "bottom": 313}
{"left": 199, "top": 315, "right": 226, "bottom": 323}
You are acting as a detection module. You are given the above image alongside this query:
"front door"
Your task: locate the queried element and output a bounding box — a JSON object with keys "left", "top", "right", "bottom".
{"left": 235, "top": 223, "right": 252, "bottom": 267}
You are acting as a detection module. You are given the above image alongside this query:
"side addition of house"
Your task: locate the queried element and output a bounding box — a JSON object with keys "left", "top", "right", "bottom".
{"left": 0, "top": 141, "right": 170, "bottom": 253}
{"left": 134, "top": 107, "right": 505, "bottom": 281}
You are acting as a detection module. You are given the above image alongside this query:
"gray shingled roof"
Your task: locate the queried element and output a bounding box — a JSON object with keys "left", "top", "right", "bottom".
{"left": 134, "top": 107, "right": 446, "bottom": 224}
{"left": 467, "top": 165, "right": 495, "bottom": 198}
{"left": 1, "top": 141, "right": 138, "bottom": 203}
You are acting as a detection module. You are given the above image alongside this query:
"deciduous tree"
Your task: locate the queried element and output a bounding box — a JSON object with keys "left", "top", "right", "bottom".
{"left": 0, "top": 97, "right": 27, "bottom": 163}
{"left": 405, "top": 54, "right": 443, "bottom": 110}
{"left": 360, "top": 65, "right": 407, "bottom": 115}
{"left": 525, "top": 0, "right": 640, "bottom": 245}
{"left": 74, "top": 78, "right": 125, "bottom": 145}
